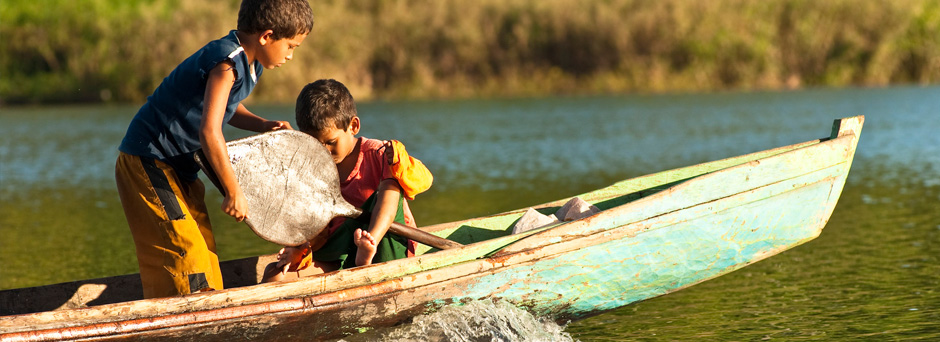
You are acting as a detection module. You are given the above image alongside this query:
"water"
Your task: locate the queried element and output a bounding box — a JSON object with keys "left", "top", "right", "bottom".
{"left": 338, "top": 300, "right": 575, "bottom": 342}
{"left": 1, "top": 86, "right": 938, "bottom": 340}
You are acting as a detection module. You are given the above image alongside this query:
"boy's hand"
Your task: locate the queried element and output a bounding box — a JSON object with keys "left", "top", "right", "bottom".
{"left": 353, "top": 228, "right": 378, "bottom": 266}
{"left": 264, "top": 120, "right": 293, "bottom": 132}
{"left": 275, "top": 243, "right": 310, "bottom": 273}
{"left": 222, "top": 191, "right": 249, "bottom": 222}
{"left": 382, "top": 141, "right": 395, "bottom": 165}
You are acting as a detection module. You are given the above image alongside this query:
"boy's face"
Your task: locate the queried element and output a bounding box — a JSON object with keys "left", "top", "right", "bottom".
{"left": 311, "top": 117, "right": 360, "bottom": 165}
{"left": 258, "top": 31, "right": 308, "bottom": 69}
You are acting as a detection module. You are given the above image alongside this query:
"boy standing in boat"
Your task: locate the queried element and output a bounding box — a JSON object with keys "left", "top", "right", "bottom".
{"left": 115, "top": 0, "right": 314, "bottom": 298}
{"left": 264, "top": 79, "right": 433, "bottom": 281}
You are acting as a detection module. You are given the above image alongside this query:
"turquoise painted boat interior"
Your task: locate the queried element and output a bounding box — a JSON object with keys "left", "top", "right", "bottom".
{"left": 452, "top": 173, "right": 840, "bottom": 320}
{"left": 415, "top": 137, "right": 825, "bottom": 256}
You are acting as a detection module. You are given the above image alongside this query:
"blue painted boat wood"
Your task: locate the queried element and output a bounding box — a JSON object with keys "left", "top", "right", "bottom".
{"left": 0, "top": 116, "right": 863, "bottom": 341}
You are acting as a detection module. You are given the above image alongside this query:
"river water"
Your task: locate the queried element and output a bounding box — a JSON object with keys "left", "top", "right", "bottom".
{"left": 1, "top": 86, "right": 938, "bottom": 340}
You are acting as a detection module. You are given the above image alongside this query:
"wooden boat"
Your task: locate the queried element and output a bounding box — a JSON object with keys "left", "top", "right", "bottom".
{"left": 0, "top": 116, "right": 864, "bottom": 341}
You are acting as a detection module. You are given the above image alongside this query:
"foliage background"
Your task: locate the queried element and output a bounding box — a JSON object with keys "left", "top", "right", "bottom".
{"left": 2, "top": 0, "right": 939, "bottom": 104}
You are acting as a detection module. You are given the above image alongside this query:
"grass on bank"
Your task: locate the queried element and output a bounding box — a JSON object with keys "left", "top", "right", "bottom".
{"left": 1, "top": 0, "right": 938, "bottom": 104}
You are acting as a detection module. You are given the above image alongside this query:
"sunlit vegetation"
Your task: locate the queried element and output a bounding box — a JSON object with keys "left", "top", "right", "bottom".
{"left": 2, "top": 0, "right": 938, "bottom": 104}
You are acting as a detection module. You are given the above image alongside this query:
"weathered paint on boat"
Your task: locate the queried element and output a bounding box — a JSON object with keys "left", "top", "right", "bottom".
{"left": 0, "top": 116, "right": 863, "bottom": 341}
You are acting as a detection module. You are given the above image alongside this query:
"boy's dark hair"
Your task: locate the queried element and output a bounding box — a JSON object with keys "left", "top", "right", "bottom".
{"left": 296, "top": 79, "right": 358, "bottom": 133}
{"left": 238, "top": 0, "right": 314, "bottom": 40}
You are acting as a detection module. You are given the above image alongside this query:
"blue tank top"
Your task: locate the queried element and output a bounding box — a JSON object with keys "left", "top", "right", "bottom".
{"left": 119, "top": 30, "right": 262, "bottom": 182}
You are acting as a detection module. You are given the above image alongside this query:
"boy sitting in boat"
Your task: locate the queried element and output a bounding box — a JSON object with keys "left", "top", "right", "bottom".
{"left": 263, "top": 79, "right": 433, "bottom": 281}
{"left": 115, "top": 0, "right": 313, "bottom": 298}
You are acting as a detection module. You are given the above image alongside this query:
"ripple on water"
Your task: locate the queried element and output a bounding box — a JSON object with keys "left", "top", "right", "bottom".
{"left": 335, "top": 300, "right": 576, "bottom": 342}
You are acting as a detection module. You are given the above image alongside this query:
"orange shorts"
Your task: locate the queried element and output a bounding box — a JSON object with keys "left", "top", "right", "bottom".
{"left": 115, "top": 152, "right": 223, "bottom": 298}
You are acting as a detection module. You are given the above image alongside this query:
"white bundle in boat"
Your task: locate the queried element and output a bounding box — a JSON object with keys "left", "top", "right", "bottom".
{"left": 511, "top": 197, "right": 600, "bottom": 234}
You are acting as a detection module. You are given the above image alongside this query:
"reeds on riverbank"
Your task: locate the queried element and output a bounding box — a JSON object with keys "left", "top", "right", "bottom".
{"left": 2, "top": 0, "right": 938, "bottom": 104}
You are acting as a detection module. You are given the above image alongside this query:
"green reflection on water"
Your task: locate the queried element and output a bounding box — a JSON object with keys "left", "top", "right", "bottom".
{"left": 0, "top": 188, "right": 134, "bottom": 288}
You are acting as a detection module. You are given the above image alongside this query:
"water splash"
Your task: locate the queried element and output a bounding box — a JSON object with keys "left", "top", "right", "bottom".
{"left": 338, "top": 300, "right": 577, "bottom": 342}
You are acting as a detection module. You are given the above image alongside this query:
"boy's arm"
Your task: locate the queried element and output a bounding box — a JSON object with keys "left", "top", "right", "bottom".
{"left": 200, "top": 61, "right": 247, "bottom": 221}
{"left": 353, "top": 179, "right": 403, "bottom": 266}
{"left": 229, "top": 104, "right": 293, "bottom": 132}
{"left": 368, "top": 179, "right": 405, "bottom": 240}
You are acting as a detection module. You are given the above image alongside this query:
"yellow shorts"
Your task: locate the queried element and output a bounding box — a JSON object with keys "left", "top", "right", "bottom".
{"left": 115, "top": 152, "right": 223, "bottom": 298}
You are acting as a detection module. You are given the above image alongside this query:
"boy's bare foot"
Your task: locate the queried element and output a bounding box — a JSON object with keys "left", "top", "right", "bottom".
{"left": 354, "top": 228, "right": 378, "bottom": 266}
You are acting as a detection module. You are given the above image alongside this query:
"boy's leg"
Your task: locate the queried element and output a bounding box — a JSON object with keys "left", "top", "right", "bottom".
{"left": 312, "top": 194, "right": 410, "bottom": 269}
{"left": 367, "top": 195, "right": 409, "bottom": 263}
{"left": 115, "top": 152, "right": 223, "bottom": 298}
{"left": 373, "top": 228, "right": 409, "bottom": 263}
{"left": 178, "top": 175, "right": 224, "bottom": 290}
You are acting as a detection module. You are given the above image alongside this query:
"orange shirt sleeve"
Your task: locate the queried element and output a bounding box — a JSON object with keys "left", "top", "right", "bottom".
{"left": 385, "top": 140, "right": 433, "bottom": 200}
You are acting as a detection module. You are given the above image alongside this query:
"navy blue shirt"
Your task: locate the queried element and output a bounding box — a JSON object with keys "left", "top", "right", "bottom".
{"left": 119, "top": 30, "right": 262, "bottom": 182}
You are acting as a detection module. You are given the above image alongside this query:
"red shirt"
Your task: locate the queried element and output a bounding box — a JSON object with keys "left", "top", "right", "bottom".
{"left": 328, "top": 137, "right": 417, "bottom": 234}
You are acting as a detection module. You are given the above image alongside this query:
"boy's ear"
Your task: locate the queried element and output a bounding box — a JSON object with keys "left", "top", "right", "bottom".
{"left": 348, "top": 117, "right": 361, "bottom": 135}
{"left": 258, "top": 30, "right": 275, "bottom": 46}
